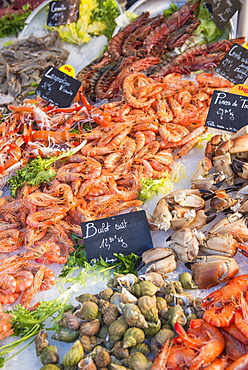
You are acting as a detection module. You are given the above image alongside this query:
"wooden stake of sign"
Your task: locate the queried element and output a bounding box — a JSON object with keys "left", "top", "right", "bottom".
{"left": 81, "top": 210, "right": 153, "bottom": 263}
{"left": 205, "top": 90, "right": 248, "bottom": 132}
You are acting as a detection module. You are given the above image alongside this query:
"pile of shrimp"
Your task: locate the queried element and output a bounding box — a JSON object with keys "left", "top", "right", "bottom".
{"left": 152, "top": 274, "right": 248, "bottom": 370}
{"left": 0, "top": 71, "right": 234, "bottom": 314}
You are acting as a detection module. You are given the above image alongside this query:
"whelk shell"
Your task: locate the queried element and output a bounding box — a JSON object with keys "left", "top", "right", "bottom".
{"left": 121, "top": 303, "right": 148, "bottom": 329}
{"left": 123, "top": 327, "right": 145, "bottom": 348}
{"left": 137, "top": 295, "right": 159, "bottom": 322}
{"left": 80, "top": 319, "right": 101, "bottom": 336}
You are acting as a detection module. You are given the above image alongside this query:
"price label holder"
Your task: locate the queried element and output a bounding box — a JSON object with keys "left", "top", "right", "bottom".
{"left": 36, "top": 66, "right": 81, "bottom": 108}
{"left": 203, "top": 0, "right": 242, "bottom": 30}
{"left": 215, "top": 43, "right": 248, "bottom": 85}
{"left": 205, "top": 90, "right": 248, "bottom": 132}
{"left": 47, "top": 0, "right": 80, "bottom": 27}
{"left": 81, "top": 210, "right": 154, "bottom": 263}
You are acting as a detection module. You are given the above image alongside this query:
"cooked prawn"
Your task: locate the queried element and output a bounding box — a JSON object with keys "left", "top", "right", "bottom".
{"left": 0, "top": 273, "right": 16, "bottom": 295}
{"left": 203, "top": 303, "right": 236, "bottom": 327}
{"left": 26, "top": 207, "right": 68, "bottom": 228}
{"left": 13, "top": 270, "right": 34, "bottom": 292}
{"left": 0, "top": 312, "right": 14, "bottom": 340}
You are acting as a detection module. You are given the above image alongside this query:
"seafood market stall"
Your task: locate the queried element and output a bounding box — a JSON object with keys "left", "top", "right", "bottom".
{"left": 1, "top": 0, "right": 248, "bottom": 369}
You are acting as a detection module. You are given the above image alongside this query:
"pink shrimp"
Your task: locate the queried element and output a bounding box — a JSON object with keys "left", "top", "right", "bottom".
{"left": 13, "top": 271, "right": 34, "bottom": 292}
{"left": 26, "top": 207, "right": 68, "bottom": 227}
{"left": 0, "top": 312, "right": 14, "bottom": 340}
{"left": 0, "top": 273, "right": 16, "bottom": 295}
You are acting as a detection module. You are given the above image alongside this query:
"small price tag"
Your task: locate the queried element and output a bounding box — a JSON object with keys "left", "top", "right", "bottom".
{"left": 36, "top": 66, "right": 81, "bottom": 108}
{"left": 204, "top": 0, "right": 242, "bottom": 30}
{"left": 59, "top": 64, "right": 75, "bottom": 78}
{"left": 47, "top": 0, "right": 80, "bottom": 27}
{"left": 216, "top": 43, "right": 248, "bottom": 85}
{"left": 205, "top": 90, "right": 248, "bottom": 132}
{"left": 81, "top": 210, "right": 153, "bottom": 263}
{"left": 229, "top": 84, "right": 248, "bottom": 97}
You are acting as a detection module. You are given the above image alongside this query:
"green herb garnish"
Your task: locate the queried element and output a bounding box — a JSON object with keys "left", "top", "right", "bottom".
{"left": 0, "top": 4, "right": 32, "bottom": 38}
{"left": 8, "top": 140, "right": 86, "bottom": 197}
{"left": 163, "top": 3, "right": 178, "bottom": 18}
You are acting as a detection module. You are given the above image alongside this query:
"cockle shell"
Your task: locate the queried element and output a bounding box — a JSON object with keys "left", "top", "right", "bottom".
{"left": 122, "top": 351, "right": 150, "bottom": 370}
{"left": 40, "top": 345, "right": 59, "bottom": 365}
{"left": 81, "top": 301, "right": 99, "bottom": 321}
{"left": 138, "top": 295, "right": 159, "bottom": 322}
{"left": 131, "top": 281, "right": 158, "bottom": 298}
{"left": 123, "top": 327, "right": 145, "bottom": 349}
{"left": 121, "top": 303, "right": 148, "bottom": 329}
{"left": 80, "top": 319, "right": 101, "bottom": 336}
{"left": 112, "top": 341, "right": 129, "bottom": 359}
{"left": 62, "top": 340, "right": 84, "bottom": 367}
{"left": 108, "top": 315, "right": 129, "bottom": 342}
{"left": 35, "top": 329, "right": 49, "bottom": 356}
{"left": 78, "top": 356, "right": 97, "bottom": 370}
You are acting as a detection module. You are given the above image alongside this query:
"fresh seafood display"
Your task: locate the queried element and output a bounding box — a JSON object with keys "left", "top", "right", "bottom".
{"left": 0, "top": 32, "right": 69, "bottom": 111}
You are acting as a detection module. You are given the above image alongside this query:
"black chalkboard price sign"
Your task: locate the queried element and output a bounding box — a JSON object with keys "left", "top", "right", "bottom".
{"left": 81, "top": 210, "right": 153, "bottom": 263}
{"left": 36, "top": 66, "right": 81, "bottom": 108}
{"left": 47, "top": 0, "right": 80, "bottom": 27}
{"left": 205, "top": 90, "right": 248, "bottom": 132}
{"left": 204, "top": 0, "right": 241, "bottom": 30}
{"left": 216, "top": 44, "right": 248, "bottom": 85}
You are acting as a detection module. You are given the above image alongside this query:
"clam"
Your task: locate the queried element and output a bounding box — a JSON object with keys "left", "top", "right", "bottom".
{"left": 123, "top": 327, "right": 145, "bottom": 348}
{"left": 35, "top": 329, "right": 49, "bottom": 357}
{"left": 121, "top": 303, "right": 148, "bottom": 329}
{"left": 40, "top": 345, "right": 59, "bottom": 366}
{"left": 62, "top": 340, "right": 84, "bottom": 367}
{"left": 80, "top": 319, "right": 101, "bottom": 336}
{"left": 108, "top": 315, "right": 128, "bottom": 342}
{"left": 137, "top": 295, "right": 159, "bottom": 322}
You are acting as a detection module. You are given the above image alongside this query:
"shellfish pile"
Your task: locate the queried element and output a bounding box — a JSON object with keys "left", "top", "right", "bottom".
{"left": 35, "top": 272, "right": 203, "bottom": 370}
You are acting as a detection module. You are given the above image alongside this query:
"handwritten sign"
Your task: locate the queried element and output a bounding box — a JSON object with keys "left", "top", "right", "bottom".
{"left": 205, "top": 90, "right": 248, "bottom": 132}
{"left": 36, "top": 66, "right": 81, "bottom": 108}
{"left": 47, "top": 0, "right": 80, "bottom": 27}
{"left": 81, "top": 211, "right": 153, "bottom": 263}
{"left": 204, "top": 0, "right": 241, "bottom": 30}
{"left": 216, "top": 44, "right": 248, "bottom": 85}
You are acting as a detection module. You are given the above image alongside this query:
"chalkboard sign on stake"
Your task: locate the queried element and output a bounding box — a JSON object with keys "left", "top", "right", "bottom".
{"left": 205, "top": 89, "right": 248, "bottom": 132}
{"left": 216, "top": 43, "right": 248, "bottom": 85}
{"left": 47, "top": 0, "right": 80, "bottom": 27}
{"left": 81, "top": 210, "right": 154, "bottom": 263}
{"left": 36, "top": 66, "right": 81, "bottom": 108}
{"left": 204, "top": 0, "right": 241, "bottom": 30}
